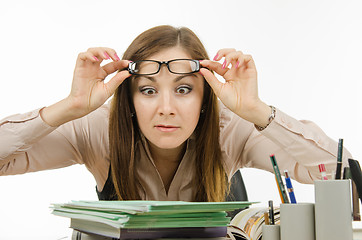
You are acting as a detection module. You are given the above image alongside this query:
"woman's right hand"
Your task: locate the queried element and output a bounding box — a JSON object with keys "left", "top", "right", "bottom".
{"left": 69, "top": 47, "right": 131, "bottom": 117}
{"left": 41, "top": 47, "right": 130, "bottom": 127}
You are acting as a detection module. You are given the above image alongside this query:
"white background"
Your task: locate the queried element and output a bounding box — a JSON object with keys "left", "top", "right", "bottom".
{"left": 1, "top": 0, "right": 362, "bottom": 239}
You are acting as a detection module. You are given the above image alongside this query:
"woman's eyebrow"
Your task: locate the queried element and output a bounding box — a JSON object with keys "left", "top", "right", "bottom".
{"left": 134, "top": 76, "right": 156, "bottom": 82}
{"left": 135, "top": 74, "right": 198, "bottom": 83}
{"left": 174, "top": 73, "right": 198, "bottom": 82}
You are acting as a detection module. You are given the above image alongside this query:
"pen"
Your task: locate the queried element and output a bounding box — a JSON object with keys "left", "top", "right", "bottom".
{"left": 318, "top": 164, "right": 328, "bottom": 180}
{"left": 335, "top": 138, "right": 343, "bottom": 179}
{"left": 284, "top": 170, "right": 297, "bottom": 203}
{"left": 268, "top": 200, "right": 275, "bottom": 225}
{"left": 270, "top": 154, "right": 289, "bottom": 203}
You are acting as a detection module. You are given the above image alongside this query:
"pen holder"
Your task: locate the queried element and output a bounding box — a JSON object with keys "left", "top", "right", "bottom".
{"left": 314, "top": 180, "right": 353, "bottom": 240}
{"left": 262, "top": 224, "right": 280, "bottom": 240}
{"left": 280, "top": 203, "right": 315, "bottom": 240}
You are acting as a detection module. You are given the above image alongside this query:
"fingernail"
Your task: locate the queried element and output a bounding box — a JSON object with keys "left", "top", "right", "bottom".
{"left": 222, "top": 61, "right": 226, "bottom": 69}
{"left": 104, "top": 52, "right": 110, "bottom": 59}
{"left": 93, "top": 56, "right": 99, "bottom": 61}
{"left": 236, "top": 61, "right": 240, "bottom": 68}
{"left": 213, "top": 54, "right": 219, "bottom": 61}
{"left": 114, "top": 53, "right": 120, "bottom": 61}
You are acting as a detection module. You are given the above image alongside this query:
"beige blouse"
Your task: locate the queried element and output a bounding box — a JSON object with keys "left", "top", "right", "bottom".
{"left": 0, "top": 102, "right": 351, "bottom": 201}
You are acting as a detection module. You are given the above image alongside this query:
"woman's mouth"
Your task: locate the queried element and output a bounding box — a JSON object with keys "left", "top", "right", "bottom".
{"left": 155, "top": 125, "right": 180, "bottom": 132}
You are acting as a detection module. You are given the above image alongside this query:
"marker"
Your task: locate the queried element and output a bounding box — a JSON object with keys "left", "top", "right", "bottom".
{"left": 284, "top": 170, "right": 297, "bottom": 203}
{"left": 268, "top": 200, "right": 275, "bottom": 225}
{"left": 335, "top": 138, "right": 343, "bottom": 179}
{"left": 318, "top": 164, "right": 328, "bottom": 180}
{"left": 270, "top": 154, "right": 289, "bottom": 203}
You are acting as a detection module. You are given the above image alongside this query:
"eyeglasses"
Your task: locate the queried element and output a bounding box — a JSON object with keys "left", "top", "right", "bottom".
{"left": 128, "top": 59, "right": 200, "bottom": 75}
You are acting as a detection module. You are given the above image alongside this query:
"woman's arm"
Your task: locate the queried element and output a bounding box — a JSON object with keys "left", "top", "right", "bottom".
{"left": 220, "top": 105, "right": 351, "bottom": 183}
{"left": 0, "top": 105, "right": 110, "bottom": 176}
{"left": 41, "top": 47, "right": 130, "bottom": 127}
{"left": 200, "top": 48, "right": 271, "bottom": 128}
{"left": 202, "top": 49, "right": 351, "bottom": 182}
{"left": 0, "top": 108, "right": 80, "bottom": 175}
{"left": 0, "top": 47, "right": 130, "bottom": 175}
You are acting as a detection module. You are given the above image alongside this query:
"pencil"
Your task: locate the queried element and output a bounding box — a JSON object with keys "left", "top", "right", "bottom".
{"left": 264, "top": 212, "right": 270, "bottom": 225}
{"left": 275, "top": 175, "right": 285, "bottom": 203}
{"left": 270, "top": 154, "right": 289, "bottom": 203}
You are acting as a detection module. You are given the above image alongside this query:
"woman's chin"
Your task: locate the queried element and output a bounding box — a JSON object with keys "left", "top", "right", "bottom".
{"left": 148, "top": 138, "right": 187, "bottom": 151}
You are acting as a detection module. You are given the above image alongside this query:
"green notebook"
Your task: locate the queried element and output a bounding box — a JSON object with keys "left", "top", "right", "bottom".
{"left": 51, "top": 200, "right": 256, "bottom": 229}
{"left": 54, "top": 200, "right": 254, "bottom": 213}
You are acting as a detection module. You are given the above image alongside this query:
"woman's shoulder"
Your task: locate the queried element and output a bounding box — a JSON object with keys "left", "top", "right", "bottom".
{"left": 75, "top": 103, "right": 111, "bottom": 133}
{"left": 80, "top": 103, "right": 111, "bottom": 143}
{"left": 76, "top": 104, "right": 110, "bottom": 181}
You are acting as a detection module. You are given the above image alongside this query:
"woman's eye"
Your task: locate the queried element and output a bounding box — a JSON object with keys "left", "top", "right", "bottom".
{"left": 140, "top": 87, "right": 157, "bottom": 95}
{"left": 176, "top": 86, "right": 192, "bottom": 95}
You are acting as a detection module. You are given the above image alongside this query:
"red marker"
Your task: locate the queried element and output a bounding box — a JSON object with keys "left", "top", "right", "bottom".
{"left": 319, "top": 164, "right": 328, "bottom": 180}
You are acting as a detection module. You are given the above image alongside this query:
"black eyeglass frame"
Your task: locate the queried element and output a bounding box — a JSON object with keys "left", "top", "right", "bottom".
{"left": 128, "top": 59, "right": 200, "bottom": 75}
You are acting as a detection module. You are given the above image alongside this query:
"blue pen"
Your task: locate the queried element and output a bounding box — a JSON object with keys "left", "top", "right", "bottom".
{"left": 284, "top": 170, "right": 297, "bottom": 204}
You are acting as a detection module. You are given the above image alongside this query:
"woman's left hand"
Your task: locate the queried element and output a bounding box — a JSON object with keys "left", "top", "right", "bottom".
{"left": 200, "top": 48, "right": 271, "bottom": 127}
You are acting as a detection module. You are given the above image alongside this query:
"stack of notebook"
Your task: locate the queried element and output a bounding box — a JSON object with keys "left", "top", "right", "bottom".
{"left": 51, "top": 200, "right": 254, "bottom": 239}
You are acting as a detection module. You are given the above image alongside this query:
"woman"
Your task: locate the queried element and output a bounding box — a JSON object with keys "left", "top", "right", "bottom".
{"left": 0, "top": 25, "right": 351, "bottom": 202}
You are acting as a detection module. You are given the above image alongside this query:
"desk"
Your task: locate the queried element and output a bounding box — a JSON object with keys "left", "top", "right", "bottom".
{"left": 70, "top": 229, "right": 362, "bottom": 240}
{"left": 354, "top": 228, "right": 362, "bottom": 240}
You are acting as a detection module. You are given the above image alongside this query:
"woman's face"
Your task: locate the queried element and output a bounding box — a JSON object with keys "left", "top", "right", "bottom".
{"left": 132, "top": 47, "right": 204, "bottom": 150}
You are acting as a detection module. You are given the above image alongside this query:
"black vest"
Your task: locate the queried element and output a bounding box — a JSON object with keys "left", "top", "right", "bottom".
{"left": 96, "top": 166, "right": 117, "bottom": 200}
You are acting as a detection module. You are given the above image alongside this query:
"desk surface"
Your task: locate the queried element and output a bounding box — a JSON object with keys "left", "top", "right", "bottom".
{"left": 354, "top": 228, "right": 362, "bottom": 240}
{"left": 70, "top": 228, "right": 362, "bottom": 240}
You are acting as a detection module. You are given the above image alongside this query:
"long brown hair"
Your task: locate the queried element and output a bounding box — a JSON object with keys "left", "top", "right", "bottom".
{"left": 108, "top": 25, "right": 228, "bottom": 202}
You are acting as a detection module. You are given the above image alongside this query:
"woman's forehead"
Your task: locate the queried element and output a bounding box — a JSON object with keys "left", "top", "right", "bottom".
{"left": 145, "top": 47, "right": 192, "bottom": 61}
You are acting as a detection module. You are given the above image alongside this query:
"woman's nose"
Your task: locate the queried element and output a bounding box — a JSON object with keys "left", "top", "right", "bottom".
{"left": 158, "top": 91, "right": 175, "bottom": 116}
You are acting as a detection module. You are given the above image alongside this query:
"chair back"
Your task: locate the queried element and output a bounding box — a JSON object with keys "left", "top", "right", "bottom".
{"left": 226, "top": 169, "right": 249, "bottom": 218}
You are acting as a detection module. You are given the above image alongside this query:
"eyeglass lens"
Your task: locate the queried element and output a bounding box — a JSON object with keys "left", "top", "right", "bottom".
{"left": 131, "top": 60, "right": 198, "bottom": 75}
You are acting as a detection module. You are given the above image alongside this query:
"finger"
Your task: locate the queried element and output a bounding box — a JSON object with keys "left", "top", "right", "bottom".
{"left": 102, "top": 47, "right": 121, "bottom": 61}
{"left": 199, "top": 67, "right": 223, "bottom": 96}
{"left": 104, "top": 70, "right": 131, "bottom": 97}
{"left": 213, "top": 48, "right": 237, "bottom": 61}
{"left": 102, "top": 60, "right": 130, "bottom": 76}
{"left": 78, "top": 51, "right": 100, "bottom": 62}
{"left": 200, "top": 60, "right": 228, "bottom": 76}
{"left": 222, "top": 51, "right": 245, "bottom": 69}
{"left": 236, "top": 54, "right": 255, "bottom": 70}
{"left": 76, "top": 52, "right": 102, "bottom": 67}
{"left": 87, "top": 47, "right": 120, "bottom": 61}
